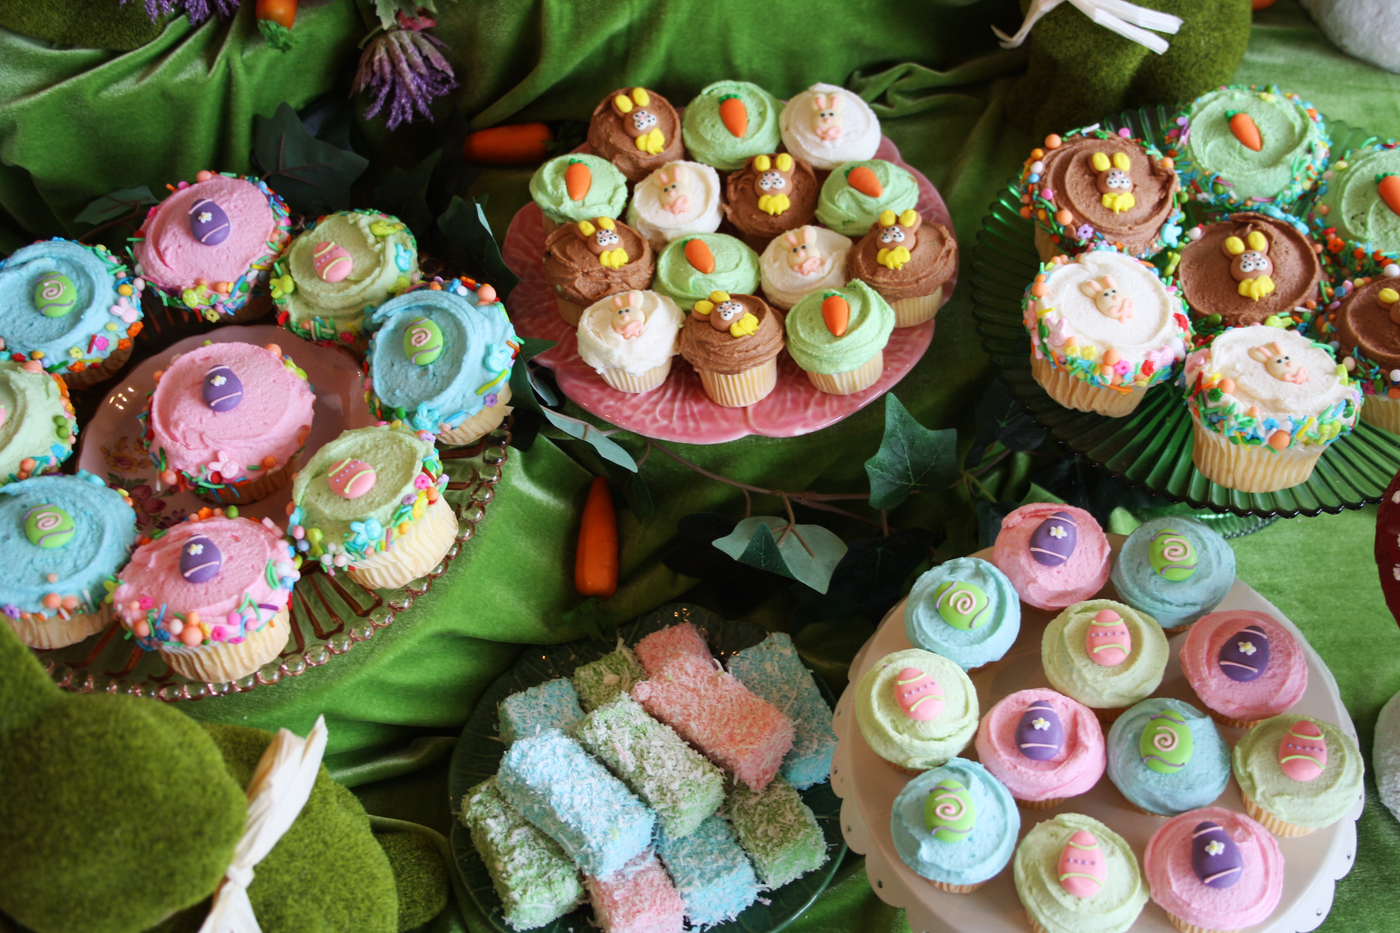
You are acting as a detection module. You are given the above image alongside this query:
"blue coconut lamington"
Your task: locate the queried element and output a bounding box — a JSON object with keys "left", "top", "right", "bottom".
{"left": 498, "top": 678, "right": 585, "bottom": 745}
{"left": 0, "top": 239, "right": 145, "bottom": 378}
{"left": 726, "top": 776, "right": 828, "bottom": 888}
{"left": 1105, "top": 697, "right": 1231, "bottom": 816}
{"left": 496, "top": 729, "right": 656, "bottom": 878}
{"left": 904, "top": 557, "right": 1021, "bottom": 672}
{"left": 890, "top": 757, "right": 1019, "bottom": 888}
{"left": 572, "top": 645, "right": 648, "bottom": 712}
{"left": 656, "top": 815, "right": 762, "bottom": 927}
{"left": 1109, "top": 517, "right": 1236, "bottom": 630}
{"left": 727, "top": 633, "right": 837, "bottom": 790}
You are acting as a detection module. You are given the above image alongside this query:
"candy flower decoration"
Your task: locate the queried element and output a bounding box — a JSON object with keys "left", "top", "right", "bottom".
{"left": 1218, "top": 625, "right": 1270, "bottom": 683}
{"left": 576, "top": 217, "right": 629, "bottom": 269}
{"left": 1225, "top": 230, "right": 1276, "bottom": 301}
{"left": 810, "top": 90, "right": 845, "bottom": 142}
{"left": 1278, "top": 720, "right": 1327, "bottom": 781}
{"left": 1015, "top": 701, "right": 1064, "bottom": 761}
{"left": 894, "top": 667, "right": 944, "bottom": 721}
{"left": 691, "top": 291, "right": 759, "bottom": 339}
{"left": 611, "top": 87, "right": 666, "bottom": 154}
{"left": 784, "top": 226, "right": 822, "bottom": 275}
{"left": 1057, "top": 830, "right": 1106, "bottom": 897}
{"left": 875, "top": 209, "right": 922, "bottom": 272}
{"left": 1085, "top": 609, "right": 1131, "bottom": 666}
{"left": 1092, "top": 151, "right": 1136, "bottom": 213}
{"left": 1139, "top": 709, "right": 1193, "bottom": 775}
{"left": 753, "top": 153, "right": 795, "bottom": 216}
{"left": 924, "top": 778, "right": 976, "bottom": 842}
{"left": 1192, "top": 821, "right": 1243, "bottom": 889}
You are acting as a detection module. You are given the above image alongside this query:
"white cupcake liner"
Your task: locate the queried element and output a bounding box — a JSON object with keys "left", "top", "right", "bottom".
{"left": 158, "top": 608, "right": 290, "bottom": 683}
{"left": 805, "top": 350, "right": 883, "bottom": 395}
{"left": 1190, "top": 420, "right": 1323, "bottom": 493}
{"left": 600, "top": 358, "right": 674, "bottom": 394}
{"left": 439, "top": 385, "right": 513, "bottom": 447}
{"left": 7, "top": 603, "right": 112, "bottom": 649}
{"left": 888, "top": 286, "right": 944, "bottom": 328}
{"left": 1360, "top": 396, "right": 1400, "bottom": 435}
{"left": 1031, "top": 354, "right": 1145, "bottom": 417}
{"left": 349, "top": 497, "right": 459, "bottom": 591}
{"left": 697, "top": 358, "right": 778, "bottom": 407}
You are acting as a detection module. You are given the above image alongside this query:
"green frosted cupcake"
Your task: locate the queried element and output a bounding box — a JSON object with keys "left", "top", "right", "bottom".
{"left": 0, "top": 361, "right": 77, "bottom": 485}
{"left": 1041, "top": 599, "right": 1169, "bottom": 721}
{"left": 528, "top": 154, "right": 629, "bottom": 231}
{"left": 651, "top": 233, "right": 759, "bottom": 307}
{"left": 1313, "top": 140, "right": 1400, "bottom": 279}
{"left": 1233, "top": 713, "right": 1364, "bottom": 837}
{"left": 784, "top": 279, "right": 894, "bottom": 395}
{"left": 815, "top": 160, "right": 920, "bottom": 236}
{"left": 854, "top": 647, "right": 978, "bottom": 771}
{"left": 681, "top": 80, "right": 783, "bottom": 172}
{"left": 1014, "top": 813, "right": 1148, "bottom": 933}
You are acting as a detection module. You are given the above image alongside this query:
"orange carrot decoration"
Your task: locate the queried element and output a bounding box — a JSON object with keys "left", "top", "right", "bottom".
{"left": 1379, "top": 174, "right": 1400, "bottom": 218}
{"left": 1227, "top": 111, "right": 1263, "bottom": 152}
{"left": 564, "top": 159, "right": 592, "bottom": 201}
{"left": 684, "top": 238, "right": 716, "bottom": 274}
{"left": 847, "top": 165, "right": 883, "bottom": 198}
{"left": 718, "top": 95, "right": 748, "bottom": 138}
{"left": 462, "top": 123, "right": 552, "bottom": 164}
{"left": 821, "top": 292, "right": 850, "bottom": 337}
{"left": 575, "top": 476, "right": 618, "bottom": 598}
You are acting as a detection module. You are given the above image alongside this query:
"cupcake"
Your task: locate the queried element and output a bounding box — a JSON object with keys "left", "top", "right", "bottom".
{"left": 677, "top": 291, "right": 784, "bottom": 407}
{"left": 542, "top": 216, "right": 656, "bottom": 325}
{"left": 1312, "top": 140, "right": 1400, "bottom": 280}
{"left": 1179, "top": 610, "right": 1308, "bottom": 729}
{"left": 1176, "top": 212, "right": 1322, "bottom": 328}
{"left": 1330, "top": 275, "right": 1400, "bottom": 433}
{"left": 1105, "top": 698, "right": 1231, "bottom": 816}
{"left": 854, "top": 647, "right": 978, "bottom": 772}
{"left": 0, "top": 239, "right": 145, "bottom": 388}
{"left": 576, "top": 289, "right": 685, "bottom": 394}
{"left": 1041, "top": 599, "right": 1169, "bottom": 721}
{"left": 142, "top": 341, "right": 314, "bottom": 505}
{"left": 680, "top": 80, "right": 783, "bottom": 172}
{"left": 848, "top": 209, "right": 958, "bottom": 328}
{"left": 991, "top": 504, "right": 1111, "bottom": 612}
{"left": 1181, "top": 324, "right": 1361, "bottom": 492}
{"left": 364, "top": 276, "right": 518, "bottom": 445}
{"left": 1014, "top": 813, "right": 1148, "bottom": 933}
{"left": 1233, "top": 714, "right": 1364, "bottom": 837}
{"left": 289, "top": 424, "right": 454, "bottom": 590}
{"left": 1166, "top": 85, "right": 1330, "bottom": 211}
{"left": 778, "top": 83, "right": 882, "bottom": 172}
{"left": 904, "top": 556, "right": 1021, "bottom": 671}
{"left": 271, "top": 209, "right": 419, "bottom": 351}
{"left": 651, "top": 233, "right": 760, "bottom": 308}
{"left": 625, "top": 161, "right": 724, "bottom": 252}
{"left": 132, "top": 170, "right": 292, "bottom": 323}
{"left": 721, "top": 153, "right": 819, "bottom": 248}
{"left": 974, "top": 688, "right": 1106, "bottom": 810}
{"left": 112, "top": 513, "right": 299, "bottom": 683}
{"left": 1022, "top": 248, "right": 1191, "bottom": 417}
{"left": 0, "top": 360, "right": 79, "bottom": 485}
{"left": 758, "top": 225, "right": 852, "bottom": 310}
{"left": 815, "top": 160, "right": 920, "bottom": 237}
{"left": 1108, "top": 517, "right": 1236, "bottom": 632}
{"left": 586, "top": 86, "right": 685, "bottom": 182}
{"left": 784, "top": 279, "right": 895, "bottom": 395}
{"left": 1144, "top": 807, "right": 1284, "bottom": 933}
{"left": 0, "top": 472, "right": 137, "bottom": 649}
{"left": 528, "top": 154, "right": 629, "bottom": 234}
{"left": 890, "top": 758, "right": 1019, "bottom": 893}
{"left": 1017, "top": 127, "right": 1184, "bottom": 262}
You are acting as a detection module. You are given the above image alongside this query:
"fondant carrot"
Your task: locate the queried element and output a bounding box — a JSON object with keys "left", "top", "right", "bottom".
{"left": 462, "top": 122, "right": 552, "bottom": 164}
{"left": 718, "top": 95, "right": 748, "bottom": 138}
{"left": 847, "top": 165, "right": 883, "bottom": 198}
{"left": 1227, "top": 111, "right": 1262, "bottom": 152}
{"left": 1379, "top": 174, "right": 1400, "bottom": 218}
{"left": 255, "top": 0, "right": 296, "bottom": 28}
{"left": 564, "top": 159, "right": 592, "bottom": 201}
{"left": 821, "top": 292, "right": 849, "bottom": 337}
{"left": 684, "top": 238, "right": 715, "bottom": 274}
{"left": 575, "top": 476, "right": 617, "bottom": 598}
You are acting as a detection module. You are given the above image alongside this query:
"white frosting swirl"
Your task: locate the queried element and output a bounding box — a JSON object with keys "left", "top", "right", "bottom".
{"left": 1189, "top": 325, "right": 1356, "bottom": 428}
{"left": 779, "top": 84, "right": 882, "bottom": 171}
{"left": 758, "top": 227, "right": 852, "bottom": 310}
{"left": 576, "top": 290, "right": 685, "bottom": 375}
{"left": 625, "top": 161, "right": 723, "bottom": 251}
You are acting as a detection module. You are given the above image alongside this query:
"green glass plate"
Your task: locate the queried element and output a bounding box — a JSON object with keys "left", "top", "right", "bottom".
{"left": 970, "top": 107, "right": 1400, "bottom": 518}
{"left": 447, "top": 604, "right": 846, "bottom": 933}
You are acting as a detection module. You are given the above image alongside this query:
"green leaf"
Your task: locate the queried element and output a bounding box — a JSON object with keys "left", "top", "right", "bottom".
{"left": 864, "top": 394, "right": 958, "bottom": 510}
{"left": 372, "top": 0, "right": 442, "bottom": 30}
{"left": 711, "top": 516, "right": 848, "bottom": 595}
{"left": 74, "top": 187, "right": 156, "bottom": 226}
{"left": 542, "top": 409, "right": 637, "bottom": 473}
{"left": 437, "top": 196, "right": 520, "bottom": 302}
{"left": 622, "top": 474, "right": 654, "bottom": 521}
{"left": 252, "top": 102, "right": 369, "bottom": 215}
{"left": 257, "top": 18, "right": 294, "bottom": 52}
{"left": 372, "top": 150, "right": 439, "bottom": 244}
{"left": 505, "top": 337, "right": 556, "bottom": 415}
{"left": 559, "top": 596, "right": 608, "bottom": 641}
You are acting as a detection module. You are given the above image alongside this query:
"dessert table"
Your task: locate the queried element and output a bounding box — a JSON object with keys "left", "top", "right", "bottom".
{"left": 2, "top": 2, "right": 1400, "bottom": 932}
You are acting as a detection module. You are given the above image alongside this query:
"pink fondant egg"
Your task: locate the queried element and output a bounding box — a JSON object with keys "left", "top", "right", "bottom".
{"left": 1085, "top": 609, "right": 1131, "bottom": 666}
{"left": 312, "top": 242, "right": 353, "bottom": 283}
{"left": 1057, "top": 829, "right": 1106, "bottom": 898}
{"left": 327, "top": 458, "right": 377, "bottom": 499}
{"left": 1278, "top": 720, "right": 1327, "bottom": 782}
{"left": 894, "top": 667, "right": 944, "bottom": 722}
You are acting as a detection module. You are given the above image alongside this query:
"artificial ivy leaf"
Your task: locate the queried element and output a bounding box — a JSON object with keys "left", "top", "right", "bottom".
{"left": 622, "top": 474, "right": 654, "bottom": 521}
{"left": 373, "top": 150, "right": 439, "bottom": 244}
{"left": 251, "top": 102, "right": 369, "bottom": 215}
{"left": 559, "top": 596, "right": 608, "bottom": 641}
{"left": 975, "top": 498, "right": 1020, "bottom": 549}
{"left": 864, "top": 394, "right": 958, "bottom": 511}
{"left": 967, "top": 379, "right": 1047, "bottom": 467}
{"left": 438, "top": 195, "right": 520, "bottom": 302}
{"left": 505, "top": 337, "right": 557, "bottom": 416}
{"left": 257, "top": 18, "right": 293, "bottom": 52}
{"left": 712, "top": 516, "right": 848, "bottom": 595}
{"left": 74, "top": 187, "right": 157, "bottom": 226}
{"left": 297, "top": 94, "right": 356, "bottom": 153}
{"left": 542, "top": 409, "right": 636, "bottom": 473}
{"left": 663, "top": 513, "right": 787, "bottom": 614}
{"left": 1031, "top": 457, "right": 1166, "bottom": 527}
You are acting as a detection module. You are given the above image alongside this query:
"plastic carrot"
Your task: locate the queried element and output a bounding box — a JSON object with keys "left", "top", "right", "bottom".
{"left": 684, "top": 238, "right": 715, "bottom": 274}
{"left": 575, "top": 476, "right": 617, "bottom": 598}
{"left": 1227, "top": 111, "right": 1262, "bottom": 152}
{"left": 718, "top": 95, "right": 748, "bottom": 138}
{"left": 462, "top": 123, "right": 553, "bottom": 164}
{"left": 256, "top": 0, "right": 296, "bottom": 28}
{"left": 1379, "top": 174, "right": 1400, "bottom": 217}
{"left": 847, "top": 165, "right": 883, "bottom": 198}
{"left": 564, "top": 159, "right": 592, "bottom": 201}
{"left": 821, "top": 292, "right": 849, "bottom": 337}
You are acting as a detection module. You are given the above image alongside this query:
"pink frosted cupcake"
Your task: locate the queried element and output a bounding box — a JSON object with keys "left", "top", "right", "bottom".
{"left": 974, "top": 688, "right": 1105, "bottom": 809}
{"left": 1144, "top": 807, "right": 1284, "bottom": 933}
{"left": 1179, "top": 610, "right": 1308, "bottom": 729}
{"left": 992, "top": 504, "right": 1111, "bottom": 611}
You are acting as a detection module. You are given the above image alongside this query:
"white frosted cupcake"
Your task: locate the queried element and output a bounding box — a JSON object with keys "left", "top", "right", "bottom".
{"left": 758, "top": 225, "right": 852, "bottom": 310}
{"left": 625, "top": 161, "right": 724, "bottom": 252}
{"left": 576, "top": 289, "right": 685, "bottom": 393}
{"left": 778, "top": 84, "right": 881, "bottom": 172}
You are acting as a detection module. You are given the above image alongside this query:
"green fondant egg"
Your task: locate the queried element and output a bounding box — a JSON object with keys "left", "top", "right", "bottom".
{"left": 404, "top": 316, "right": 444, "bottom": 366}
{"left": 34, "top": 272, "right": 77, "bottom": 318}
{"left": 1148, "top": 528, "right": 1198, "bottom": 582}
{"left": 24, "top": 504, "right": 75, "bottom": 549}
{"left": 1140, "top": 709, "right": 1194, "bottom": 775}
{"left": 932, "top": 580, "right": 990, "bottom": 631}
{"left": 923, "top": 778, "right": 976, "bottom": 843}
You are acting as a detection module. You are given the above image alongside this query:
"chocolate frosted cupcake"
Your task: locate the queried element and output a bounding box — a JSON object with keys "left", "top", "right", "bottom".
{"left": 1018, "top": 127, "right": 1184, "bottom": 261}
{"left": 543, "top": 217, "right": 655, "bottom": 326}
{"left": 721, "top": 153, "right": 819, "bottom": 248}
{"left": 1177, "top": 212, "right": 1322, "bottom": 329}
{"left": 848, "top": 209, "right": 957, "bottom": 328}
{"left": 1331, "top": 276, "right": 1400, "bottom": 433}
{"left": 586, "top": 86, "right": 685, "bottom": 183}
{"left": 678, "top": 291, "right": 784, "bottom": 408}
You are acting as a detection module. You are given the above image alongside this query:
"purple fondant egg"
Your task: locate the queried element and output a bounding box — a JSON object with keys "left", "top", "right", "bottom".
{"left": 1057, "top": 830, "right": 1105, "bottom": 898}
{"left": 1085, "top": 609, "right": 1131, "bottom": 666}
{"left": 1278, "top": 720, "right": 1327, "bottom": 782}
{"left": 327, "top": 459, "right": 377, "bottom": 499}
{"left": 894, "top": 667, "right": 944, "bottom": 722}
{"left": 312, "top": 242, "right": 354, "bottom": 283}
{"left": 1015, "top": 700, "right": 1064, "bottom": 761}
{"left": 1191, "top": 821, "right": 1243, "bottom": 889}
{"left": 1029, "top": 510, "right": 1077, "bottom": 567}
{"left": 203, "top": 365, "right": 243, "bottom": 412}
{"left": 180, "top": 535, "right": 222, "bottom": 583}
{"left": 188, "top": 198, "right": 231, "bottom": 246}
{"left": 1218, "top": 624, "right": 1269, "bottom": 683}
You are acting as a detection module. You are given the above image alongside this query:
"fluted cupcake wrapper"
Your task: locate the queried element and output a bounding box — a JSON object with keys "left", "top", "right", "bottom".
{"left": 1190, "top": 421, "right": 1324, "bottom": 493}
{"left": 7, "top": 603, "right": 112, "bottom": 650}
{"left": 349, "top": 497, "right": 459, "bottom": 591}
{"left": 61, "top": 341, "right": 135, "bottom": 391}
{"left": 1016, "top": 796, "right": 1066, "bottom": 811}
{"left": 157, "top": 608, "right": 290, "bottom": 683}
{"left": 557, "top": 296, "right": 585, "bottom": 327}
{"left": 600, "top": 358, "right": 674, "bottom": 394}
{"left": 1360, "top": 397, "right": 1400, "bottom": 435}
{"left": 1240, "top": 790, "right": 1318, "bottom": 838}
{"left": 805, "top": 350, "right": 884, "bottom": 396}
{"left": 698, "top": 358, "right": 779, "bottom": 407}
{"left": 888, "top": 286, "right": 944, "bottom": 329}
{"left": 197, "top": 460, "right": 295, "bottom": 507}
{"left": 439, "top": 384, "right": 513, "bottom": 447}
{"left": 1031, "top": 354, "right": 1145, "bottom": 417}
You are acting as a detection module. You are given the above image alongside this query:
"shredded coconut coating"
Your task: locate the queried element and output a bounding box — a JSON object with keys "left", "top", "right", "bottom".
{"left": 656, "top": 815, "right": 761, "bottom": 927}
{"left": 498, "top": 678, "right": 585, "bottom": 745}
{"left": 726, "top": 776, "right": 829, "bottom": 888}
{"left": 573, "top": 646, "right": 648, "bottom": 712}
{"left": 728, "top": 633, "right": 837, "bottom": 789}
{"left": 635, "top": 622, "right": 714, "bottom": 674}
{"left": 584, "top": 850, "right": 687, "bottom": 933}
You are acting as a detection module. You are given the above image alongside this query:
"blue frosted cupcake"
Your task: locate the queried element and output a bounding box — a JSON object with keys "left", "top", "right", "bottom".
{"left": 905, "top": 557, "right": 1021, "bottom": 671}
{"left": 1105, "top": 698, "right": 1230, "bottom": 817}
{"left": 1109, "top": 518, "right": 1235, "bottom": 632}
{"left": 890, "top": 757, "right": 1019, "bottom": 893}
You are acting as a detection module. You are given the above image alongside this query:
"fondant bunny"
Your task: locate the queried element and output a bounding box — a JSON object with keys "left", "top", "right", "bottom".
{"left": 655, "top": 164, "right": 691, "bottom": 216}
{"left": 875, "top": 208, "right": 922, "bottom": 271}
{"left": 811, "top": 91, "right": 845, "bottom": 142}
{"left": 691, "top": 290, "right": 760, "bottom": 338}
{"left": 1223, "top": 229, "right": 1276, "bottom": 301}
{"left": 1079, "top": 275, "right": 1134, "bottom": 322}
{"left": 753, "top": 153, "right": 795, "bottom": 216}
{"left": 1091, "top": 151, "right": 1136, "bottom": 213}
{"left": 612, "top": 87, "right": 666, "bottom": 154}
{"left": 611, "top": 291, "right": 647, "bottom": 339}
{"left": 784, "top": 226, "right": 822, "bottom": 275}
{"left": 576, "top": 217, "right": 630, "bottom": 269}
{"left": 1248, "top": 340, "right": 1310, "bottom": 384}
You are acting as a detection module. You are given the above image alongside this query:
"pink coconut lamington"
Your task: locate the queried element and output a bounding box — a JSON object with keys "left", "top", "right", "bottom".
{"left": 634, "top": 622, "right": 713, "bottom": 675}
{"left": 992, "top": 503, "right": 1111, "bottom": 611}
{"left": 632, "top": 654, "right": 795, "bottom": 792}
{"left": 112, "top": 515, "right": 299, "bottom": 649}
{"left": 584, "top": 851, "right": 686, "bottom": 933}
{"left": 974, "top": 688, "right": 1106, "bottom": 803}
{"left": 1145, "top": 806, "right": 1283, "bottom": 932}
{"left": 144, "top": 342, "right": 314, "bottom": 489}
{"left": 1179, "top": 609, "right": 1308, "bottom": 724}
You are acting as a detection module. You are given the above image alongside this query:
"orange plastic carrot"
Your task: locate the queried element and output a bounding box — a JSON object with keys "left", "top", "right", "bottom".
{"left": 564, "top": 159, "right": 592, "bottom": 201}
{"left": 1228, "top": 111, "right": 1262, "bottom": 152}
{"left": 684, "top": 238, "right": 716, "bottom": 274}
{"left": 575, "top": 476, "right": 618, "bottom": 598}
{"left": 1379, "top": 174, "right": 1400, "bottom": 217}
{"left": 847, "top": 165, "right": 883, "bottom": 198}
{"left": 255, "top": 0, "right": 296, "bottom": 28}
{"left": 821, "top": 292, "right": 850, "bottom": 337}
{"left": 718, "top": 95, "right": 748, "bottom": 138}
{"left": 462, "top": 123, "right": 552, "bottom": 164}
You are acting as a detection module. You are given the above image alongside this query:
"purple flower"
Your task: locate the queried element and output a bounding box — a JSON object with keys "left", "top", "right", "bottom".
{"left": 125, "top": 0, "right": 238, "bottom": 24}
{"left": 1, "top": 604, "right": 19, "bottom": 620}
{"left": 1075, "top": 223, "right": 1095, "bottom": 241}
{"left": 353, "top": 27, "right": 458, "bottom": 130}
{"left": 484, "top": 392, "right": 499, "bottom": 408}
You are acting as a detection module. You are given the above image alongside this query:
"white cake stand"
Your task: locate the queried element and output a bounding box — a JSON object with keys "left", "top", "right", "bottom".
{"left": 831, "top": 540, "right": 1362, "bottom": 933}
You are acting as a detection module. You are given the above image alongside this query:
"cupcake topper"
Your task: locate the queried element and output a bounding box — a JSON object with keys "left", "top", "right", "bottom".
{"left": 655, "top": 164, "right": 691, "bottom": 216}
{"left": 784, "top": 227, "right": 823, "bottom": 276}
{"left": 1248, "top": 340, "right": 1309, "bottom": 385}
{"left": 610, "top": 87, "right": 666, "bottom": 155}
{"left": 1148, "top": 528, "right": 1197, "bottom": 581}
{"left": 327, "top": 458, "right": 377, "bottom": 499}
{"left": 1378, "top": 286, "right": 1400, "bottom": 326}
{"left": 1057, "top": 830, "right": 1106, "bottom": 897}
{"left": 752, "top": 153, "right": 795, "bottom": 216}
{"left": 1224, "top": 229, "right": 1276, "bottom": 302}
{"left": 202, "top": 365, "right": 244, "bottom": 413}
{"left": 1015, "top": 701, "right": 1064, "bottom": 760}
{"left": 1227, "top": 111, "right": 1264, "bottom": 152}
{"left": 1218, "top": 624, "right": 1270, "bottom": 683}
{"left": 611, "top": 291, "right": 647, "bottom": 339}
{"left": 1085, "top": 609, "right": 1131, "bottom": 666}
{"left": 1192, "top": 821, "right": 1244, "bottom": 889}
{"left": 1377, "top": 173, "right": 1400, "bottom": 218}
{"left": 875, "top": 209, "right": 922, "bottom": 272}
{"left": 894, "top": 667, "right": 944, "bottom": 721}
{"left": 1079, "top": 275, "right": 1134, "bottom": 322}
{"left": 33, "top": 272, "right": 77, "bottom": 318}
{"left": 810, "top": 91, "right": 845, "bottom": 142}
{"left": 1091, "top": 151, "right": 1136, "bottom": 214}
{"left": 404, "top": 317, "right": 444, "bottom": 366}
{"left": 718, "top": 94, "right": 748, "bottom": 138}
{"left": 683, "top": 237, "right": 716, "bottom": 274}
{"left": 1029, "top": 510, "right": 1077, "bottom": 566}
{"left": 564, "top": 159, "right": 592, "bottom": 202}
{"left": 693, "top": 291, "right": 759, "bottom": 339}
{"left": 1278, "top": 720, "right": 1328, "bottom": 781}
{"left": 188, "top": 198, "right": 231, "bottom": 246}
{"left": 576, "top": 218, "right": 630, "bottom": 269}
{"left": 1140, "top": 709, "right": 1194, "bottom": 774}
{"left": 846, "top": 164, "right": 882, "bottom": 198}
{"left": 932, "top": 580, "right": 989, "bottom": 631}
{"left": 180, "top": 535, "right": 223, "bottom": 583}
{"left": 24, "top": 504, "right": 74, "bottom": 549}
{"left": 312, "top": 242, "right": 353, "bottom": 283}
{"left": 923, "top": 778, "right": 975, "bottom": 842}
{"left": 821, "top": 291, "right": 850, "bottom": 337}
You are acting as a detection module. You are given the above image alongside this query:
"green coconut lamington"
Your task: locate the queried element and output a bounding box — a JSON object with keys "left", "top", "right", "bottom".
{"left": 815, "top": 160, "right": 921, "bottom": 237}
{"left": 681, "top": 80, "right": 783, "bottom": 172}
{"left": 1313, "top": 141, "right": 1400, "bottom": 279}
{"left": 0, "top": 361, "right": 77, "bottom": 485}
{"left": 572, "top": 645, "right": 647, "bottom": 712}
{"left": 785, "top": 279, "right": 894, "bottom": 375}
{"left": 529, "top": 154, "right": 629, "bottom": 226}
{"left": 726, "top": 775, "right": 829, "bottom": 888}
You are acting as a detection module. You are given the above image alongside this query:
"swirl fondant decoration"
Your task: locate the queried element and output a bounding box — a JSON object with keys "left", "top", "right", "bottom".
{"left": 404, "top": 316, "right": 444, "bottom": 366}
{"left": 327, "top": 458, "right": 378, "bottom": 500}
{"left": 202, "top": 364, "right": 244, "bottom": 413}
{"left": 312, "top": 241, "right": 354, "bottom": 283}
{"left": 1057, "top": 829, "right": 1106, "bottom": 898}
{"left": 1029, "top": 510, "right": 1077, "bottom": 566}
{"left": 923, "top": 778, "right": 976, "bottom": 843}
{"left": 24, "top": 504, "right": 75, "bottom": 549}
{"left": 1278, "top": 720, "right": 1327, "bottom": 782}
{"left": 179, "top": 535, "right": 223, "bottom": 583}
{"left": 188, "top": 198, "right": 231, "bottom": 246}
{"left": 1218, "top": 624, "right": 1270, "bottom": 683}
{"left": 1148, "top": 528, "right": 1198, "bottom": 582}
{"left": 894, "top": 667, "right": 945, "bottom": 721}
{"left": 932, "top": 579, "right": 990, "bottom": 631}
{"left": 33, "top": 272, "right": 77, "bottom": 318}
{"left": 1015, "top": 700, "right": 1064, "bottom": 761}
{"left": 1191, "top": 821, "right": 1244, "bottom": 889}
{"left": 1140, "top": 709, "right": 1194, "bottom": 775}
{"left": 1085, "top": 609, "right": 1131, "bottom": 666}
